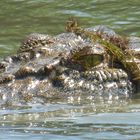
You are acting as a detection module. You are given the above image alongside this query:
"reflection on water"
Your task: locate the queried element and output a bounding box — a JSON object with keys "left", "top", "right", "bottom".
{"left": 0, "top": 98, "right": 140, "bottom": 139}
{"left": 0, "top": 0, "right": 140, "bottom": 139}
{"left": 0, "top": 97, "right": 140, "bottom": 139}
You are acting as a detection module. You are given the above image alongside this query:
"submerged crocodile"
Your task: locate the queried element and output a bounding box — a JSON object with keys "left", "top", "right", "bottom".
{"left": 0, "top": 23, "right": 140, "bottom": 105}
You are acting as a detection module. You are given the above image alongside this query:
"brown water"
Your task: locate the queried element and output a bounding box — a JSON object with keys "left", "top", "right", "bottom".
{"left": 0, "top": 0, "right": 140, "bottom": 139}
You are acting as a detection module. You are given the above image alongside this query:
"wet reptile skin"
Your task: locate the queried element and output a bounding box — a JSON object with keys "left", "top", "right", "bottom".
{"left": 0, "top": 25, "right": 139, "bottom": 105}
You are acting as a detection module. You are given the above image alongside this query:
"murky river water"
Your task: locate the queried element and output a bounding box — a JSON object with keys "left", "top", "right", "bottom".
{"left": 0, "top": 0, "right": 140, "bottom": 139}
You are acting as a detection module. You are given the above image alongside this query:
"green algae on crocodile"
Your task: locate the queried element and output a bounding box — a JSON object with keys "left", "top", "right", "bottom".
{"left": 66, "top": 19, "right": 140, "bottom": 81}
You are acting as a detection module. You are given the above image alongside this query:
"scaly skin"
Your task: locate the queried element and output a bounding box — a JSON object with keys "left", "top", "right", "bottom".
{"left": 0, "top": 26, "right": 139, "bottom": 105}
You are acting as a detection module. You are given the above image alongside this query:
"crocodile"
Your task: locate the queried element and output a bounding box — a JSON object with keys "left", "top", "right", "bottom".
{"left": 0, "top": 24, "right": 139, "bottom": 106}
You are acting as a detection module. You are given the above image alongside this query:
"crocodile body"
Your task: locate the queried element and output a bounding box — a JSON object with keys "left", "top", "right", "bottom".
{"left": 0, "top": 25, "right": 139, "bottom": 105}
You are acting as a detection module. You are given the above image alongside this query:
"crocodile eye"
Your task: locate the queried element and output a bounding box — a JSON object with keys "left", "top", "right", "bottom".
{"left": 68, "top": 46, "right": 105, "bottom": 70}
{"left": 78, "top": 54, "right": 104, "bottom": 68}
{"left": 72, "top": 54, "right": 104, "bottom": 70}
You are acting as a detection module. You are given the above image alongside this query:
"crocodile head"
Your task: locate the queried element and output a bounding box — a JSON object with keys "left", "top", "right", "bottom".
{"left": 0, "top": 26, "right": 133, "bottom": 106}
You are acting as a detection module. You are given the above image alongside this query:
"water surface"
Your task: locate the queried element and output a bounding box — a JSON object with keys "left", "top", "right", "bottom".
{"left": 0, "top": 0, "right": 140, "bottom": 139}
